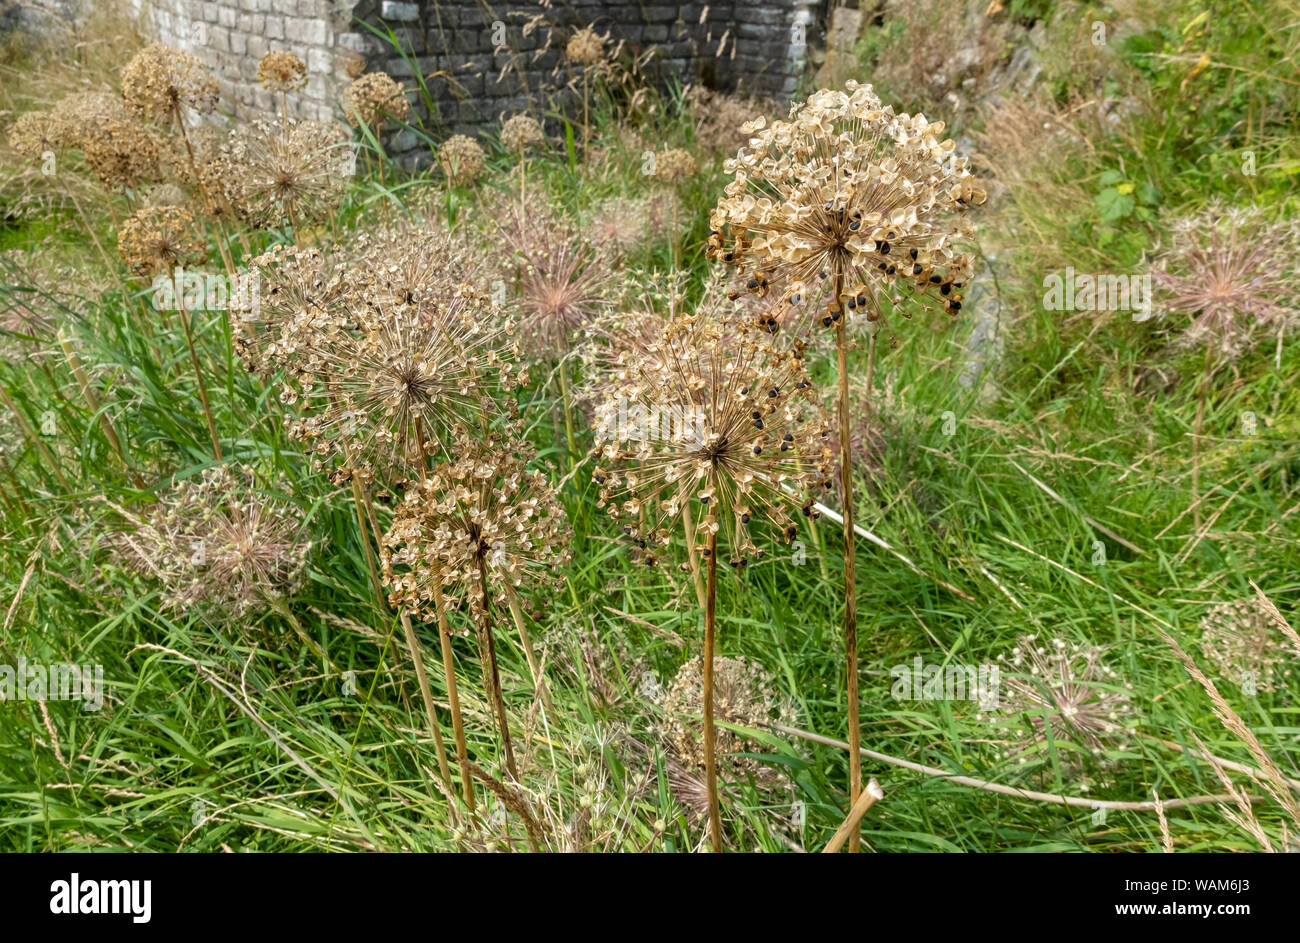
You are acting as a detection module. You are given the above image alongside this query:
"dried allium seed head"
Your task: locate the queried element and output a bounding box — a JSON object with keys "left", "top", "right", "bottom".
{"left": 592, "top": 300, "right": 834, "bottom": 564}
{"left": 338, "top": 50, "right": 367, "bottom": 80}
{"left": 343, "top": 72, "right": 410, "bottom": 127}
{"left": 47, "top": 92, "right": 131, "bottom": 149}
{"left": 381, "top": 432, "right": 571, "bottom": 625}
{"left": 688, "top": 86, "right": 775, "bottom": 156}
{"left": 652, "top": 147, "right": 697, "bottom": 185}
{"left": 109, "top": 466, "right": 310, "bottom": 619}
{"left": 566, "top": 26, "right": 607, "bottom": 66}
{"left": 438, "top": 133, "right": 487, "bottom": 187}
{"left": 7, "top": 111, "right": 60, "bottom": 157}
{"left": 1154, "top": 202, "right": 1300, "bottom": 356}
{"left": 710, "top": 81, "right": 983, "bottom": 330}
{"left": 257, "top": 49, "right": 307, "bottom": 92}
{"left": 661, "top": 655, "right": 793, "bottom": 777}
{"left": 586, "top": 192, "right": 684, "bottom": 259}
{"left": 226, "top": 118, "right": 348, "bottom": 228}
{"left": 994, "top": 634, "right": 1136, "bottom": 771}
{"left": 497, "top": 198, "right": 613, "bottom": 357}
{"left": 144, "top": 182, "right": 187, "bottom": 207}
{"left": 282, "top": 284, "right": 522, "bottom": 479}
{"left": 121, "top": 43, "right": 219, "bottom": 121}
{"left": 81, "top": 117, "right": 164, "bottom": 189}
{"left": 117, "top": 205, "right": 206, "bottom": 277}
{"left": 1199, "top": 597, "right": 1292, "bottom": 692}
{"left": 500, "top": 114, "right": 545, "bottom": 153}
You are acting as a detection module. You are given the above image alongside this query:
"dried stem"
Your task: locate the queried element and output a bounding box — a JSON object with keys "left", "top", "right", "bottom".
{"left": 433, "top": 577, "right": 475, "bottom": 809}
{"left": 400, "top": 608, "right": 456, "bottom": 804}
{"left": 476, "top": 556, "right": 519, "bottom": 780}
{"left": 703, "top": 523, "right": 722, "bottom": 852}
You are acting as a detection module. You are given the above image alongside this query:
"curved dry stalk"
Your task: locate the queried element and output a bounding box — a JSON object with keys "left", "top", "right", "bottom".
{"left": 703, "top": 524, "right": 722, "bottom": 852}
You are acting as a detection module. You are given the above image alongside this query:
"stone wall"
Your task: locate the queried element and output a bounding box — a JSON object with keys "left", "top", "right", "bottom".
{"left": 125, "top": 0, "right": 825, "bottom": 167}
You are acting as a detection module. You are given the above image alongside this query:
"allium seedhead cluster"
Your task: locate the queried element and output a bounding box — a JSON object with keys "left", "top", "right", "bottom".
{"left": 257, "top": 50, "right": 307, "bottom": 92}
{"left": 1154, "top": 203, "right": 1300, "bottom": 356}
{"left": 438, "top": 134, "right": 487, "bottom": 187}
{"left": 652, "top": 147, "right": 697, "bottom": 185}
{"left": 994, "top": 635, "right": 1136, "bottom": 769}
{"left": 497, "top": 199, "right": 612, "bottom": 356}
{"left": 566, "top": 26, "right": 607, "bottom": 67}
{"left": 120, "top": 43, "right": 219, "bottom": 121}
{"left": 709, "top": 81, "right": 984, "bottom": 331}
{"left": 688, "top": 86, "right": 774, "bottom": 157}
{"left": 381, "top": 430, "right": 571, "bottom": 625}
{"left": 661, "top": 655, "right": 793, "bottom": 775}
{"left": 81, "top": 117, "right": 165, "bottom": 190}
{"left": 1199, "top": 597, "right": 1292, "bottom": 692}
{"left": 225, "top": 118, "right": 349, "bottom": 228}
{"left": 111, "top": 466, "right": 310, "bottom": 619}
{"left": 344, "top": 72, "right": 410, "bottom": 128}
{"left": 7, "top": 111, "right": 59, "bottom": 158}
{"left": 592, "top": 303, "right": 834, "bottom": 566}
{"left": 500, "top": 114, "right": 545, "bottom": 153}
{"left": 117, "top": 205, "right": 206, "bottom": 277}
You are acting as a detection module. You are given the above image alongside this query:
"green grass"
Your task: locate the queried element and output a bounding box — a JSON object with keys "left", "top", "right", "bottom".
{"left": 1, "top": 0, "right": 1298, "bottom": 852}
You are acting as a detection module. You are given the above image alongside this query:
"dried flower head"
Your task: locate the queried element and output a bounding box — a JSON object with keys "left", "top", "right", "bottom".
{"left": 566, "top": 26, "right": 607, "bottom": 67}
{"left": 47, "top": 92, "right": 131, "bottom": 149}
{"left": 238, "top": 243, "right": 354, "bottom": 377}
{"left": 1154, "top": 203, "right": 1300, "bottom": 356}
{"left": 688, "top": 86, "right": 774, "bottom": 156}
{"left": 109, "top": 466, "right": 310, "bottom": 619}
{"left": 281, "top": 283, "right": 521, "bottom": 480}
{"left": 381, "top": 431, "right": 571, "bottom": 625}
{"left": 661, "top": 655, "right": 793, "bottom": 778}
{"left": 7, "top": 111, "right": 60, "bottom": 157}
{"left": 438, "top": 133, "right": 487, "bottom": 187}
{"left": 1199, "top": 597, "right": 1293, "bottom": 692}
{"left": 586, "top": 192, "right": 684, "bottom": 259}
{"left": 497, "top": 199, "right": 613, "bottom": 357}
{"left": 500, "top": 114, "right": 545, "bottom": 153}
{"left": 592, "top": 302, "right": 834, "bottom": 566}
{"left": 257, "top": 49, "right": 307, "bottom": 92}
{"left": 709, "top": 81, "right": 983, "bottom": 332}
{"left": 652, "top": 147, "right": 697, "bottom": 185}
{"left": 339, "top": 51, "right": 368, "bottom": 80}
{"left": 117, "top": 205, "right": 206, "bottom": 277}
{"left": 343, "top": 72, "right": 410, "bottom": 127}
{"left": 120, "top": 43, "right": 219, "bottom": 121}
{"left": 144, "top": 182, "right": 187, "bottom": 207}
{"left": 81, "top": 117, "right": 164, "bottom": 189}
{"left": 227, "top": 118, "right": 348, "bottom": 228}
{"left": 994, "top": 635, "right": 1136, "bottom": 770}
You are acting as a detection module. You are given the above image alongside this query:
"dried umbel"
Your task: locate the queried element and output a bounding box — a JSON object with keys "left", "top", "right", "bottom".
{"left": 1199, "top": 597, "right": 1292, "bottom": 692}
{"left": 592, "top": 304, "right": 834, "bottom": 566}
{"left": 652, "top": 147, "right": 697, "bottom": 185}
{"left": 281, "top": 285, "right": 523, "bottom": 479}
{"left": 81, "top": 117, "right": 164, "bottom": 189}
{"left": 227, "top": 118, "right": 348, "bottom": 228}
{"left": 566, "top": 25, "right": 607, "bottom": 67}
{"left": 688, "top": 86, "right": 774, "bottom": 157}
{"left": 497, "top": 199, "right": 612, "bottom": 357}
{"left": 120, "top": 43, "right": 219, "bottom": 121}
{"left": 500, "top": 114, "right": 545, "bottom": 153}
{"left": 661, "top": 655, "right": 793, "bottom": 778}
{"left": 343, "top": 72, "right": 410, "bottom": 128}
{"left": 709, "top": 81, "right": 984, "bottom": 331}
{"left": 47, "top": 92, "right": 132, "bottom": 149}
{"left": 239, "top": 243, "right": 355, "bottom": 377}
{"left": 1154, "top": 203, "right": 1300, "bottom": 356}
{"left": 109, "top": 466, "right": 310, "bottom": 620}
{"left": 7, "top": 111, "right": 60, "bottom": 158}
{"left": 994, "top": 635, "right": 1136, "bottom": 771}
{"left": 381, "top": 432, "right": 571, "bottom": 623}
{"left": 438, "top": 134, "right": 487, "bottom": 187}
{"left": 586, "top": 192, "right": 684, "bottom": 259}
{"left": 117, "top": 205, "right": 207, "bottom": 277}
{"left": 257, "top": 50, "right": 307, "bottom": 92}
